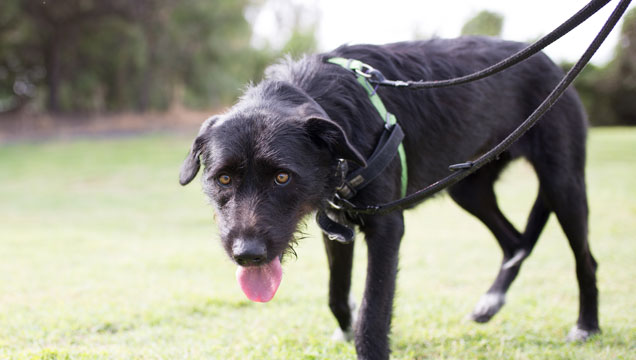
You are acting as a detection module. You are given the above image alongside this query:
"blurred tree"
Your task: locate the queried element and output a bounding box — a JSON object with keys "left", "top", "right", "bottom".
{"left": 0, "top": 0, "right": 280, "bottom": 113}
{"left": 281, "top": 26, "right": 317, "bottom": 58}
{"left": 278, "top": 3, "right": 318, "bottom": 58}
{"left": 461, "top": 10, "right": 504, "bottom": 37}
{"left": 165, "top": 0, "right": 262, "bottom": 109}
{"left": 0, "top": 0, "right": 42, "bottom": 113}
{"left": 569, "top": 7, "right": 636, "bottom": 126}
{"left": 568, "top": 63, "right": 616, "bottom": 125}
{"left": 609, "top": 6, "right": 636, "bottom": 125}
{"left": 20, "top": 0, "right": 137, "bottom": 112}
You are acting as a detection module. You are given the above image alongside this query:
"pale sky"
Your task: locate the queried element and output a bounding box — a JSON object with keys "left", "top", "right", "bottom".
{"left": 249, "top": 0, "right": 636, "bottom": 65}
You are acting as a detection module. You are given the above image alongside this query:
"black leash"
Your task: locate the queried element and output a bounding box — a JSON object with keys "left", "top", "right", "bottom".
{"left": 371, "top": 0, "right": 612, "bottom": 89}
{"left": 329, "top": 0, "right": 632, "bottom": 216}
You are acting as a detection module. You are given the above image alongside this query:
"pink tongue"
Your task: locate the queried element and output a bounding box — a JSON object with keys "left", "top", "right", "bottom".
{"left": 235, "top": 257, "right": 282, "bottom": 303}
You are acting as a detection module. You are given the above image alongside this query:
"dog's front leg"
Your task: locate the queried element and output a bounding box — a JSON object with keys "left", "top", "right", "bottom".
{"left": 356, "top": 213, "right": 404, "bottom": 360}
{"left": 323, "top": 233, "right": 356, "bottom": 341}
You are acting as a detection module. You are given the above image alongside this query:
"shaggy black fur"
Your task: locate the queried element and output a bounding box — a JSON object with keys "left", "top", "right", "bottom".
{"left": 180, "top": 36, "right": 599, "bottom": 359}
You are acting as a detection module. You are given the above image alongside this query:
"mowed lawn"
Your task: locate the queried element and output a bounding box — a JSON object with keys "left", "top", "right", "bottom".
{"left": 1, "top": 128, "right": 635, "bottom": 360}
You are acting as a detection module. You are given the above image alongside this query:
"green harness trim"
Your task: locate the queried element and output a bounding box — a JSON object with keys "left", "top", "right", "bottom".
{"left": 327, "top": 57, "right": 408, "bottom": 197}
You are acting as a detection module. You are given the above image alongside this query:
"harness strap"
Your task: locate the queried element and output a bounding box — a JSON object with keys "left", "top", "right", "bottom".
{"left": 316, "top": 210, "right": 355, "bottom": 244}
{"left": 336, "top": 121, "right": 404, "bottom": 199}
{"left": 327, "top": 57, "right": 408, "bottom": 197}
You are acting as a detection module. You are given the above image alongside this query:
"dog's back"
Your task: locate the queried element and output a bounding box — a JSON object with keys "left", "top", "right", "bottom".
{"left": 265, "top": 36, "right": 597, "bottom": 344}
{"left": 267, "top": 36, "right": 587, "bottom": 190}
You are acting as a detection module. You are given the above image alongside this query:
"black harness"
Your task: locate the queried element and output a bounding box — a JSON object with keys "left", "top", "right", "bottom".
{"left": 316, "top": 122, "right": 405, "bottom": 244}
{"left": 315, "top": 57, "right": 407, "bottom": 244}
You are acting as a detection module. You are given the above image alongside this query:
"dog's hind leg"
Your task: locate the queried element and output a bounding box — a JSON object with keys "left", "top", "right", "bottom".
{"left": 449, "top": 159, "right": 551, "bottom": 323}
{"left": 323, "top": 233, "right": 356, "bottom": 342}
{"left": 535, "top": 166, "right": 599, "bottom": 341}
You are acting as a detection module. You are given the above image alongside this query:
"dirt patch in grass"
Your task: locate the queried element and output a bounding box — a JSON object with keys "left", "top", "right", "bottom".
{"left": 0, "top": 107, "right": 222, "bottom": 144}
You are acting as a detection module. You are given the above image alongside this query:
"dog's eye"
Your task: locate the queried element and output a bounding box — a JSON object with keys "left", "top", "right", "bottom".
{"left": 217, "top": 174, "right": 232, "bottom": 186}
{"left": 275, "top": 172, "right": 290, "bottom": 186}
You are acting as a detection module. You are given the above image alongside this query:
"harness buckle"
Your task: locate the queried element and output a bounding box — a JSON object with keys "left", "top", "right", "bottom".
{"left": 335, "top": 158, "right": 348, "bottom": 179}
{"left": 336, "top": 182, "right": 357, "bottom": 199}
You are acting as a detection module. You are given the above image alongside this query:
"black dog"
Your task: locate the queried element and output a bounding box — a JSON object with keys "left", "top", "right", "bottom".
{"left": 179, "top": 36, "right": 599, "bottom": 359}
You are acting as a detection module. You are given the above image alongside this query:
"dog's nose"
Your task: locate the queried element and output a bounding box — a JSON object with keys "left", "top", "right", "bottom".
{"left": 232, "top": 239, "right": 267, "bottom": 266}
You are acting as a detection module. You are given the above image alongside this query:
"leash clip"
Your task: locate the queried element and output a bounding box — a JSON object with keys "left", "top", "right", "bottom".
{"left": 326, "top": 198, "right": 344, "bottom": 210}
{"left": 327, "top": 193, "right": 356, "bottom": 211}
{"left": 329, "top": 159, "right": 351, "bottom": 210}
{"left": 355, "top": 64, "right": 387, "bottom": 84}
{"left": 353, "top": 63, "right": 374, "bottom": 78}
{"left": 333, "top": 158, "right": 358, "bottom": 199}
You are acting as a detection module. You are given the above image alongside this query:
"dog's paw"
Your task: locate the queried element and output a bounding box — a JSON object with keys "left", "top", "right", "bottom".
{"left": 331, "top": 297, "right": 357, "bottom": 342}
{"left": 331, "top": 327, "right": 354, "bottom": 342}
{"left": 469, "top": 292, "right": 505, "bottom": 323}
{"left": 348, "top": 296, "right": 358, "bottom": 326}
{"left": 566, "top": 325, "right": 600, "bottom": 342}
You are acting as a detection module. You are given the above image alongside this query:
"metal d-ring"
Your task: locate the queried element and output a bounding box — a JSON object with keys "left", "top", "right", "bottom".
{"left": 354, "top": 64, "right": 374, "bottom": 78}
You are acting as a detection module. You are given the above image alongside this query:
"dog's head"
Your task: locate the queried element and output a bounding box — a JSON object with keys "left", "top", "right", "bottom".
{"left": 179, "top": 82, "right": 365, "bottom": 302}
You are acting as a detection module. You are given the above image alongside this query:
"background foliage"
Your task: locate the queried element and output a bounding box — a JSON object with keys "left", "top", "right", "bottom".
{"left": 461, "top": 10, "right": 504, "bottom": 38}
{"left": 461, "top": 8, "right": 636, "bottom": 126}
{"left": 568, "top": 7, "right": 636, "bottom": 126}
{"left": 0, "top": 1, "right": 634, "bottom": 126}
{"left": 0, "top": 0, "right": 314, "bottom": 113}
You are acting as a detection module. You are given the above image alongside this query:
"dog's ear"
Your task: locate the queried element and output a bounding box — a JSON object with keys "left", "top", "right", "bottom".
{"left": 180, "top": 116, "right": 219, "bottom": 185}
{"left": 304, "top": 117, "right": 366, "bottom": 167}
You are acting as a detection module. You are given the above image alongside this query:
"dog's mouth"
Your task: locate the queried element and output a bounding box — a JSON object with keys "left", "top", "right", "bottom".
{"left": 235, "top": 256, "right": 283, "bottom": 303}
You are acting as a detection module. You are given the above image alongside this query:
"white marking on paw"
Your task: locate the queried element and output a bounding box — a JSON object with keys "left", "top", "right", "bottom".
{"left": 349, "top": 295, "right": 358, "bottom": 326}
{"left": 331, "top": 327, "right": 354, "bottom": 342}
{"left": 332, "top": 296, "right": 357, "bottom": 342}
{"left": 566, "top": 325, "right": 598, "bottom": 342}
{"left": 471, "top": 292, "right": 506, "bottom": 322}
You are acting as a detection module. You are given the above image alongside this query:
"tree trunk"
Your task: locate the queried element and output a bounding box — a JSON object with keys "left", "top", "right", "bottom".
{"left": 137, "top": 24, "right": 158, "bottom": 112}
{"left": 44, "top": 35, "right": 61, "bottom": 113}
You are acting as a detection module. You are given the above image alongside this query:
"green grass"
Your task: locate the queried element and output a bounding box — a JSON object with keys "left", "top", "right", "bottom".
{"left": 1, "top": 128, "right": 635, "bottom": 359}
